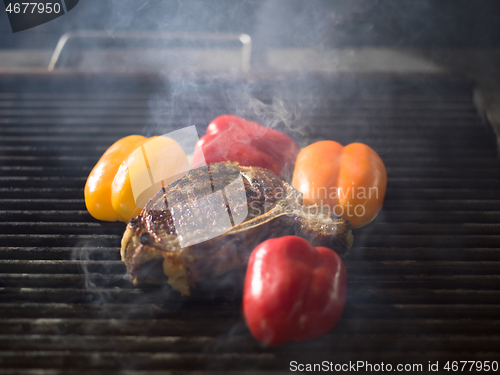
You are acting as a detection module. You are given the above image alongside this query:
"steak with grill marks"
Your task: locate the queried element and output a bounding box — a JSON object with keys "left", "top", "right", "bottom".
{"left": 121, "top": 161, "right": 353, "bottom": 295}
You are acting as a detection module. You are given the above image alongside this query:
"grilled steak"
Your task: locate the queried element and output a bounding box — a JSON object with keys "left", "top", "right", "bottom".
{"left": 121, "top": 162, "right": 353, "bottom": 295}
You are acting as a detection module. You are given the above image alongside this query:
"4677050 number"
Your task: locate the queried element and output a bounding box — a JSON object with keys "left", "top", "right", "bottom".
{"left": 5, "top": 2, "right": 61, "bottom": 14}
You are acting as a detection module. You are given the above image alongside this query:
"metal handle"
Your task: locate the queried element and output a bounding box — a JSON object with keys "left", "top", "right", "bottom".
{"left": 48, "top": 30, "right": 252, "bottom": 72}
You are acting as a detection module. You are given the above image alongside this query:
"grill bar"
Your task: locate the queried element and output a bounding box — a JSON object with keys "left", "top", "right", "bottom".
{"left": 3, "top": 274, "right": 500, "bottom": 291}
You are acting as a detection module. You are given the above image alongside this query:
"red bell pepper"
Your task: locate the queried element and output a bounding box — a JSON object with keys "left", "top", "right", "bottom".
{"left": 243, "top": 236, "right": 347, "bottom": 346}
{"left": 192, "top": 115, "right": 300, "bottom": 179}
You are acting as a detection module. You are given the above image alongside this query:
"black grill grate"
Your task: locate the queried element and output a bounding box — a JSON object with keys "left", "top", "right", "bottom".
{"left": 1, "top": 73, "right": 499, "bottom": 373}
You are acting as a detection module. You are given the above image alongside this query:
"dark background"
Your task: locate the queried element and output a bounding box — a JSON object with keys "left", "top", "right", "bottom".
{"left": 0, "top": 0, "right": 500, "bottom": 50}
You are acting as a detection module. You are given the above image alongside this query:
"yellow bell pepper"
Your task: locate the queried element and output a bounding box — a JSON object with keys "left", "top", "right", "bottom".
{"left": 85, "top": 135, "right": 148, "bottom": 222}
{"left": 111, "top": 136, "right": 190, "bottom": 222}
{"left": 85, "top": 135, "right": 189, "bottom": 223}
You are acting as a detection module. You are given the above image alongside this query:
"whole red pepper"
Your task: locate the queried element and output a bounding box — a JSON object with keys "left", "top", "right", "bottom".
{"left": 243, "top": 236, "right": 347, "bottom": 346}
{"left": 192, "top": 115, "right": 300, "bottom": 179}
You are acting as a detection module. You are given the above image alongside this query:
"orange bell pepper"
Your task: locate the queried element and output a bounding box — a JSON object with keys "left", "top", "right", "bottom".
{"left": 292, "top": 141, "right": 387, "bottom": 228}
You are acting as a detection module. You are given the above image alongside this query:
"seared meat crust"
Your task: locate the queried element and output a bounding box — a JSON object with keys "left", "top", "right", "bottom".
{"left": 121, "top": 162, "right": 353, "bottom": 295}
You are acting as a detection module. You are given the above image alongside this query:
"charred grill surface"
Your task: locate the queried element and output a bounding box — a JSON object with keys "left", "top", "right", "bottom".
{"left": 121, "top": 162, "right": 353, "bottom": 295}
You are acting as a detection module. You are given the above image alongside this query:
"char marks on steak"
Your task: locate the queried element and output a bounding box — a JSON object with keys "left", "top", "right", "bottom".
{"left": 121, "top": 162, "right": 353, "bottom": 295}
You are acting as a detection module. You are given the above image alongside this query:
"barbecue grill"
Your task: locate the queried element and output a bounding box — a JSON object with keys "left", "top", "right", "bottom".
{"left": 2, "top": 1, "right": 500, "bottom": 373}
{"left": 1, "top": 70, "right": 499, "bottom": 373}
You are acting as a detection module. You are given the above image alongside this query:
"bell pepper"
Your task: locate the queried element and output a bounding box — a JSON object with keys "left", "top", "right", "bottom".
{"left": 111, "top": 136, "right": 189, "bottom": 222}
{"left": 292, "top": 141, "right": 387, "bottom": 228}
{"left": 192, "top": 115, "right": 300, "bottom": 179}
{"left": 85, "top": 135, "right": 189, "bottom": 223}
{"left": 243, "top": 236, "right": 347, "bottom": 346}
{"left": 85, "top": 135, "right": 148, "bottom": 222}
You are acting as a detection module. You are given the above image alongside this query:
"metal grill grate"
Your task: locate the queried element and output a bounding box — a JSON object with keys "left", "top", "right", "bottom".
{"left": 1, "top": 73, "right": 499, "bottom": 373}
